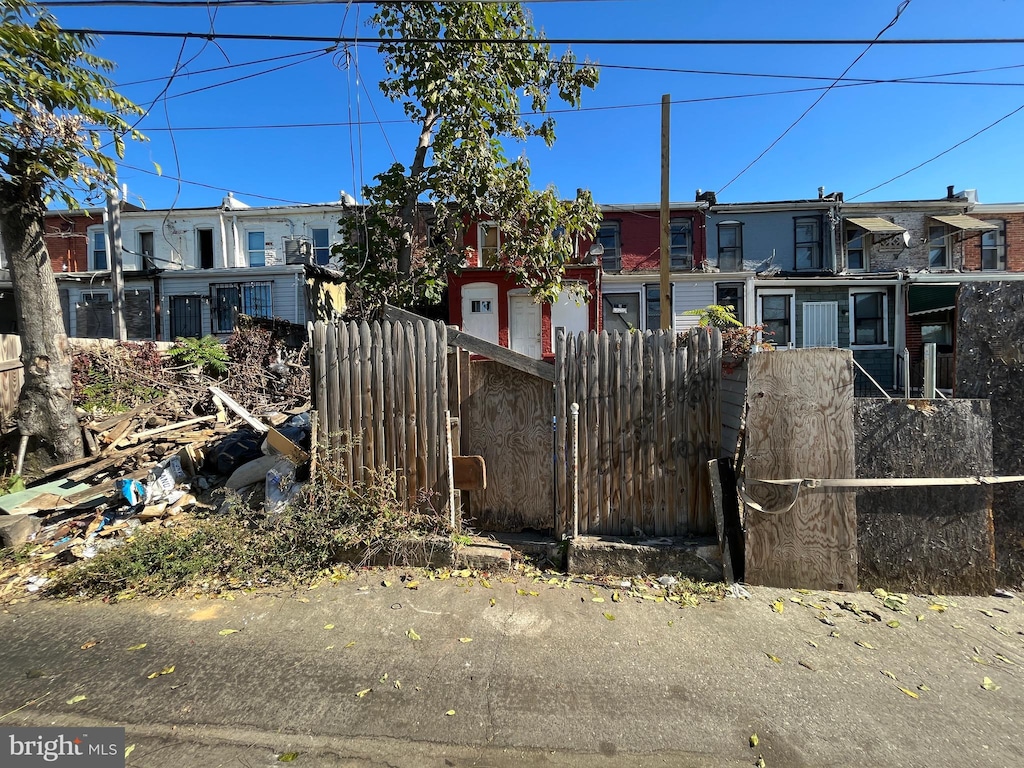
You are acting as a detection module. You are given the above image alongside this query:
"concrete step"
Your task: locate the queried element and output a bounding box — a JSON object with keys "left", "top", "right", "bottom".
{"left": 567, "top": 535, "right": 722, "bottom": 581}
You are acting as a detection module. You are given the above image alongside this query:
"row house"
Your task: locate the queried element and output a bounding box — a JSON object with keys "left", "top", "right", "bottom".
{"left": 447, "top": 185, "right": 1024, "bottom": 396}
{"left": 0, "top": 194, "right": 351, "bottom": 341}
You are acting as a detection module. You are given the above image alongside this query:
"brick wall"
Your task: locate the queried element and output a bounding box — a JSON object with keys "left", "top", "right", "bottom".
{"left": 44, "top": 212, "right": 93, "bottom": 273}
{"left": 961, "top": 211, "right": 1024, "bottom": 272}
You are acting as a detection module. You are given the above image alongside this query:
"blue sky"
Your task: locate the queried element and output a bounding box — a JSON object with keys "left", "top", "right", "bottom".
{"left": 42, "top": 0, "right": 1024, "bottom": 209}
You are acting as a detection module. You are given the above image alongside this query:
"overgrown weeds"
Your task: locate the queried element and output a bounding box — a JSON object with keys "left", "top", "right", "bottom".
{"left": 47, "top": 463, "right": 451, "bottom": 600}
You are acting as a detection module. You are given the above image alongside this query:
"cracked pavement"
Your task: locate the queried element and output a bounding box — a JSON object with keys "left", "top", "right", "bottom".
{"left": 0, "top": 569, "right": 1022, "bottom": 767}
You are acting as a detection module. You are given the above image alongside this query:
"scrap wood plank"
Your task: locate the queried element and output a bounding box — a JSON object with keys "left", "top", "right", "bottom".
{"left": 209, "top": 386, "right": 269, "bottom": 434}
{"left": 742, "top": 348, "right": 856, "bottom": 591}
{"left": 87, "top": 399, "right": 167, "bottom": 433}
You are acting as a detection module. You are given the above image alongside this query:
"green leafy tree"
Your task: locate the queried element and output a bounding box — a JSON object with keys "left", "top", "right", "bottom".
{"left": 335, "top": 1, "right": 601, "bottom": 311}
{"left": 0, "top": 0, "right": 143, "bottom": 463}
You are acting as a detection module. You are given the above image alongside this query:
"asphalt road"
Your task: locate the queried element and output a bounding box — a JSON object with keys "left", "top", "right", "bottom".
{"left": 0, "top": 569, "right": 1021, "bottom": 767}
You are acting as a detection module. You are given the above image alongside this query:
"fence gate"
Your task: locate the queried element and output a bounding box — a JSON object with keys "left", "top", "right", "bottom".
{"left": 554, "top": 328, "right": 722, "bottom": 538}
{"left": 311, "top": 318, "right": 452, "bottom": 514}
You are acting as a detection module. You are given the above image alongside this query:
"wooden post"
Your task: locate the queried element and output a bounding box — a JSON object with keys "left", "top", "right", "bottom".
{"left": 659, "top": 93, "right": 672, "bottom": 331}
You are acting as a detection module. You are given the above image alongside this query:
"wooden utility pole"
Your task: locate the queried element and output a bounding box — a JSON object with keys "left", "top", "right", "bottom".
{"left": 659, "top": 93, "right": 671, "bottom": 331}
{"left": 105, "top": 185, "right": 127, "bottom": 341}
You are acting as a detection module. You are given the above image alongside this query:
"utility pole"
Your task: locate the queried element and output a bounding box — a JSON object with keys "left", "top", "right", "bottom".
{"left": 659, "top": 93, "right": 671, "bottom": 331}
{"left": 105, "top": 185, "right": 127, "bottom": 341}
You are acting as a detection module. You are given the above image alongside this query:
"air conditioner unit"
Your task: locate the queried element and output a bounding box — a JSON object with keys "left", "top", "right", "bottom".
{"left": 283, "top": 237, "right": 312, "bottom": 265}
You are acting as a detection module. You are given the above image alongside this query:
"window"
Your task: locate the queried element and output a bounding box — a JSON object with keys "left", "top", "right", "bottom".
{"left": 921, "top": 321, "right": 952, "bottom": 348}
{"left": 850, "top": 290, "right": 888, "bottom": 347}
{"left": 602, "top": 291, "right": 640, "bottom": 333}
{"left": 981, "top": 220, "right": 1006, "bottom": 271}
{"left": 845, "top": 224, "right": 866, "bottom": 271}
{"left": 169, "top": 296, "right": 203, "bottom": 339}
{"left": 758, "top": 291, "right": 794, "bottom": 347}
{"left": 137, "top": 231, "right": 155, "bottom": 270}
{"left": 716, "top": 283, "right": 744, "bottom": 325}
{"left": 794, "top": 216, "right": 822, "bottom": 270}
{"left": 802, "top": 302, "right": 838, "bottom": 348}
{"left": 76, "top": 291, "right": 112, "bottom": 338}
{"left": 478, "top": 222, "right": 501, "bottom": 266}
{"left": 669, "top": 218, "right": 692, "bottom": 270}
{"left": 645, "top": 284, "right": 671, "bottom": 331}
{"left": 718, "top": 222, "right": 743, "bottom": 271}
{"left": 928, "top": 224, "right": 949, "bottom": 269}
{"left": 247, "top": 231, "right": 266, "bottom": 267}
{"left": 88, "top": 227, "right": 108, "bottom": 271}
{"left": 311, "top": 227, "right": 331, "bottom": 265}
{"left": 597, "top": 221, "right": 621, "bottom": 271}
{"left": 197, "top": 228, "right": 215, "bottom": 269}
{"left": 212, "top": 281, "right": 273, "bottom": 333}
{"left": 470, "top": 299, "right": 492, "bottom": 314}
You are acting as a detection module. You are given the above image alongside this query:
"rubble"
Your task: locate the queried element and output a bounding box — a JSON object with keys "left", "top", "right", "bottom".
{"left": 0, "top": 322, "right": 314, "bottom": 603}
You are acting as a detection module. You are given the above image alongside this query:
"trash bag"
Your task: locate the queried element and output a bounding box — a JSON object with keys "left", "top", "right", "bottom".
{"left": 205, "top": 428, "right": 265, "bottom": 476}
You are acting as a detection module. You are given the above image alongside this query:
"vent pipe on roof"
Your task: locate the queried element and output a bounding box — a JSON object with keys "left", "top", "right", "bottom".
{"left": 946, "top": 185, "right": 955, "bottom": 199}
{"left": 818, "top": 186, "right": 825, "bottom": 199}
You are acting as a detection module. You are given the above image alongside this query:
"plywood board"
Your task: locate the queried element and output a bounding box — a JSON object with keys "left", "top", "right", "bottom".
{"left": 743, "top": 349, "right": 857, "bottom": 591}
{"left": 452, "top": 455, "right": 486, "bottom": 491}
{"left": 855, "top": 399, "right": 995, "bottom": 594}
{"left": 463, "top": 360, "right": 553, "bottom": 532}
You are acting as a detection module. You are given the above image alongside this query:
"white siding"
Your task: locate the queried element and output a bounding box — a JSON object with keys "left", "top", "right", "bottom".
{"left": 673, "top": 281, "right": 715, "bottom": 333}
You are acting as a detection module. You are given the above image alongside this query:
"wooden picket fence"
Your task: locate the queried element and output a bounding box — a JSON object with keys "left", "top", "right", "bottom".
{"left": 0, "top": 334, "right": 23, "bottom": 434}
{"left": 310, "top": 318, "right": 452, "bottom": 514}
{"left": 555, "top": 327, "right": 722, "bottom": 537}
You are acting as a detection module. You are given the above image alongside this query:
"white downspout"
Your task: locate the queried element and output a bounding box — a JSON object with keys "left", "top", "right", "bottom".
{"left": 894, "top": 272, "right": 905, "bottom": 392}
{"left": 218, "top": 210, "right": 229, "bottom": 269}
{"left": 231, "top": 215, "right": 241, "bottom": 267}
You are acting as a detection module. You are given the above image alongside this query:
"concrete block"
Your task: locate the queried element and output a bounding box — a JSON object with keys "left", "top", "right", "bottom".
{"left": 456, "top": 543, "right": 512, "bottom": 572}
{"left": 0, "top": 514, "right": 41, "bottom": 550}
{"left": 567, "top": 536, "right": 723, "bottom": 580}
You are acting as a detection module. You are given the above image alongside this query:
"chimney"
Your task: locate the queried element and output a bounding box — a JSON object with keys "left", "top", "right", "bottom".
{"left": 818, "top": 186, "right": 825, "bottom": 199}
{"left": 946, "top": 185, "right": 955, "bottom": 199}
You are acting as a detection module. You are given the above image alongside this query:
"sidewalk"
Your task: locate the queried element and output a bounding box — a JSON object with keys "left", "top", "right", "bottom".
{"left": 0, "top": 570, "right": 1021, "bottom": 767}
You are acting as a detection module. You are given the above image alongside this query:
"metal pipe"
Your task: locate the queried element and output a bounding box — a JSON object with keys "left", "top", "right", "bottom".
{"left": 570, "top": 402, "right": 580, "bottom": 539}
{"left": 852, "top": 358, "right": 891, "bottom": 400}
{"left": 903, "top": 347, "right": 911, "bottom": 399}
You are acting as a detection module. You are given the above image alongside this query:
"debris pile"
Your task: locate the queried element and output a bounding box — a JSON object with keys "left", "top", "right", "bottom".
{"left": 0, "top": 322, "right": 313, "bottom": 602}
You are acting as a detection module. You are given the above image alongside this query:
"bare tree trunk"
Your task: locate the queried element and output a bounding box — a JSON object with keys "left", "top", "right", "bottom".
{"left": 0, "top": 174, "right": 82, "bottom": 465}
{"left": 396, "top": 110, "right": 438, "bottom": 277}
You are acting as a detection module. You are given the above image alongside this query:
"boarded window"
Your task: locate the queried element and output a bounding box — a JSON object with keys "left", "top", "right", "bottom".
{"left": 76, "top": 292, "right": 113, "bottom": 338}
{"left": 125, "top": 288, "right": 154, "bottom": 340}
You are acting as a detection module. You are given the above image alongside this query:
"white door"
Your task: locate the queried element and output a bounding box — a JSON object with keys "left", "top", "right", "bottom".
{"left": 509, "top": 294, "right": 542, "bottom": 358}
{"left": 551, "top": 284, "right": 589, "bottom": 343}
{"left": 461, "top": 283, "right": 498, "bottom": 343}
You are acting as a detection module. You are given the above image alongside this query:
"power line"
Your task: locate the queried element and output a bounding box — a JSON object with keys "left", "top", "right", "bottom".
{"left": 849, "top": 101, "right": 1024, "bottom": 200}
{"left": 115, "top": 46, "right": 335, "bottom": 88}
{"left": 717, "top": 0, "right": 913, "bottom": 195}
{"left": 61, "top": 28, "right": 1024, "bottom": 45}
{"left": 117, "top": 161, "right": 319, "bottom": 205}
{"left": 47, "top": 0, "right": 607, "bottom": 5}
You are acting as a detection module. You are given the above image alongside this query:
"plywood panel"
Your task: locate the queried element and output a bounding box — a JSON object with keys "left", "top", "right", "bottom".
{"left": 743, "top": 348, "right": 857, "bottom": 591}
{"left": 855, "top": 398, "right": 995, "bottom": 594}
{"left": 464, "top": 360, "right": 553, "bottom": 532}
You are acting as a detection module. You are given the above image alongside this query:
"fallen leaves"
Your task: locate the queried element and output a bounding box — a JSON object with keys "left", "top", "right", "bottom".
{"left": 126, "top": 643, "right": 147, "bottom": 651}
{"left": 896, "top": 686, "right": 919, "bottom": 699}
{"left": 406, "top": 628, "right": 421, "bottom": 641}
{"left": 458, "top": 637, "right": 473, "bottom": 643}
{"left": 855, "top": 640, "right": 875, "bottom": 650}
{"left": 146, "top": 665, "right": 175, "bottom": 679}
{"left": 218, "top": 629, "right": 240, "bottom": 636}
{"left": 771, "top": 600, "right": 784, "bottom": 614}
{"left": 981, "top": 677, "right": 1001, "bottom": 691}
{"left": 324, "top": 624, "right": 335, "bottom": 630}
{"left": 603, "top": 612, "right": 616, "bottom": 621}
{"left": 765, "top": 653, "right": 782, "bottom": 664}
{"left": 355, "top": 688, "right": 372, "bottom": 698}
{"left": 278, "top": 751, "right": 300, "bottom": 762}
{"left": 66, "top": 695, "right": 87, "bottom": 705}
{"left": 445, "top": 709, "right": 456, "bottom": 716}
{"left": 750, "top": 733, "right": 759, "bottom": 748}
{"left": 80, "top": 640, "right": 98, "bottom": 650}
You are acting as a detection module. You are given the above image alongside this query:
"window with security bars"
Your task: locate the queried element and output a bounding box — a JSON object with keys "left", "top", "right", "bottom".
{"left": 76, "top": 291, "right": 113, "bottom": 338}
{"left": 212, "top": 282, "right": 273, "bottom": 333}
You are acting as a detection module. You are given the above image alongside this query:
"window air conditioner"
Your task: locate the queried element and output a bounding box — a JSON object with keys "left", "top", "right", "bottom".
{"left": 283, "top": 237, "right": 312, "bottom": 265}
